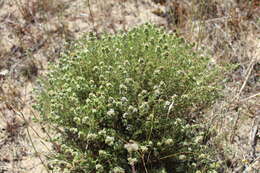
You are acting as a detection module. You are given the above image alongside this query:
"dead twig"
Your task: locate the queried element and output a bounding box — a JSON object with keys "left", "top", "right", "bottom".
{"left": 249, "top": 116, "right": 259, "bottom": 159}
{"left": 240, "top": 92, "right": 260, "bottom": 102}
{"left": 236, "top": 57, "right": 256, "bottom": 100}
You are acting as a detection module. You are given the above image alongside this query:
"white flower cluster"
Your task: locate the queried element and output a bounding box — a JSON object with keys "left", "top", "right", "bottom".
{"left": 87, "top": 133, "right": 97, "bottom": 140}
{"left": 105, "top": 136, "right": 115, "bottom": 146}
{"left": 107, "top": 109, "right": 115, "bottom": 116}
{"left": 124, "top": 141, "right": 139, "bottom": 153}
{"left": 127, "top": 157, "right": 137, "bottom": 165}
{"left": 113, "top": 166, "right": 125, "bottom": 173}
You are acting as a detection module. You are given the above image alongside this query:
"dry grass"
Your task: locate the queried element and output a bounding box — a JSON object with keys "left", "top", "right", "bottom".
{"left": 0, "top": 0, "right": 259, "bottom": 172}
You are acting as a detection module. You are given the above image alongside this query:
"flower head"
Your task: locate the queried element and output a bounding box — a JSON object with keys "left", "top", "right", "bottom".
{"left": 113, "top": 167, "right": 125, "bottom": 173}
{"left": 87, "top": 133, "right": 97, "bottom": 140}
{"left": 164, "top": 139, "right": 173, "bottom": 145}
{"left": 95, "top": 164, "right": 103, "bottom": 171}
{"left": 124, "top": 141, "right": 139, "bottom": 153}
{"left": 105, "top": 136, "right": 115, "bottom": 146}
{"left": 107, "top": 109, "right": 115, "bottom": 116}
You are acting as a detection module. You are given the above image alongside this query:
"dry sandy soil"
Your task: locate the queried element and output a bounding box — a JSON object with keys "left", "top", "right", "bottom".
{"left": 0, "top": 0, "right": 259, "bottom": 172}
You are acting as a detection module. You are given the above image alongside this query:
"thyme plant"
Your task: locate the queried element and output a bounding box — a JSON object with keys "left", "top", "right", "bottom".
{"left": 35, "top": 24, "right": 221, "bottom": 173}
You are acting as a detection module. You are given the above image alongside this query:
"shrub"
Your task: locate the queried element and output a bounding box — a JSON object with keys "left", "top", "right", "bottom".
{"left": 34, "top": 24, "right": 222, "bottom": 172}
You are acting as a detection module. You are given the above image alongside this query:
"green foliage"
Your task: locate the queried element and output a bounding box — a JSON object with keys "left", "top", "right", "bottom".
{"left": 34, "top": 24, "right": 222, "bottom": 172}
